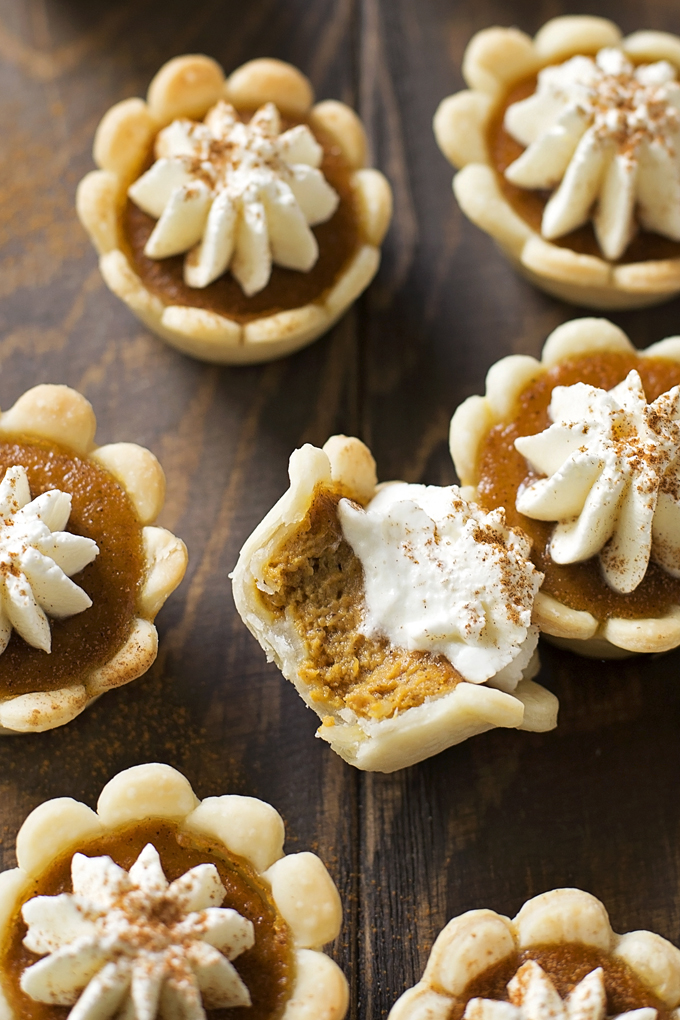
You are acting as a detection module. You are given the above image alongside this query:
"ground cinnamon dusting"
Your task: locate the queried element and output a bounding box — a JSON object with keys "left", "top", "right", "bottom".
{"left": 258, "top": 487, "right": 463, "bottom": 721}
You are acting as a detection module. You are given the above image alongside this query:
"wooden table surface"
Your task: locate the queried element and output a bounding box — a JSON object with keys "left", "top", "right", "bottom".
{"left": 3, "top": 0, "right": 680, "bottom": 1015}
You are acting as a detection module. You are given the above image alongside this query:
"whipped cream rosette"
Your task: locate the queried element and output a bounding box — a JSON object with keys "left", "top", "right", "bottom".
{"left": 232, "top": 435, "right": 557, "bottom": 773}
{"left": 450, "top": 316, "right": 680, "bottom": 657}
{"left": 77, "top": 56, "right": 392, "bottom": 363}
{"left": 0, "top": 384, "right": 187, "bottom": 734}
{"left": 388, "top": 889, "right": 680, "bottom": 1020}
{"left": 0, "top": 764, "right": 348, "bottom": 1020}
{"left": 434, "top": 15, "right": 680, "bottom": 309}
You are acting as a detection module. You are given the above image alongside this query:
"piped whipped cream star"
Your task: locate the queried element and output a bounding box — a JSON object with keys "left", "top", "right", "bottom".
{"left": 464, "top": 960, "right": 657, "bottom": 1020}
{"left": 128, "top": 100, "right": 340, "bottom": 295}
{"left": 20, "top": 843, "right": 255, "bottom": 1019}
{"left": 504, "top": 48, "right": 680, "bottom": 259}
{"left": 0, "top": 465, "right": 98, "bottom": 653}
{"left": 515, "top": 370, "right": 680, "bottom": 594}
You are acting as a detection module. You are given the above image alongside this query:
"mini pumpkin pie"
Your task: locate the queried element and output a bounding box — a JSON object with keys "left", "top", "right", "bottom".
{"left": 77, "top": 55, "right": 392, "bottom": 364}
{"left": 231, "top": 435, "right": 558, "bottom": 773}
{"left": 0, "top": 384, "right": 187, "bottom": 734}
{"left": 0, "top": 762, "right": 348, "bottom": 1020}
{"left": 388, "top": 888, "right": 680, "bottom": 1020}
{"left": 450, "top": 316, "right": 680, "bottom": 658}
{"left": 434, "top": 15, "right": 680, "bottom": 309}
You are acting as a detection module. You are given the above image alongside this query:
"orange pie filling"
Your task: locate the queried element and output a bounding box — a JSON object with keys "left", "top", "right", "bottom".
{"left": 0, "top": 438, "right": 144, "bottom": 697}
{"left": 476, "top": 352, "right": 680, "bottom": 619}
{"left": 0, "top": 820, "right": 294, "bottom": 1020}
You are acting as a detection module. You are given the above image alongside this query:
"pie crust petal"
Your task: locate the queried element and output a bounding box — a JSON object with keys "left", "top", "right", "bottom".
{"left": 423, "top": 910, "right": 515, "bottom": 997}
{"left": 533, "top": 16, "right": 621, "bottom": 62}
{"left": 613, "top": 932, "right": 680, "bottom": 1006}
{"left": 84, "top": 618, "right": 159, "bottom": 695}
{"left": 433, "top": 91, "right": 493, "bottom": 169}
{"left": 0, "top": 385, "right": 96, "bottom": 455}
{"left": 310, "top": 100, "right": 367, "bottom": 168}
{"left": 90, "top": 443, "right": 165, "bottom": 525}
{"left": 622, "top": 30, "right": 680, "bottom": 66}
{"left": 139, "top": 527, "right": 190, "bottom": 618}
{"left": 97, "top": 763, "right": 199, "bottom": 828}
{"left": 352, "top": 169, "right": 393, "bottom": 246}
{"left": 224, "top": 58, "right": 314, "bottom": 118}
{"left": 160, "top": 306, "right": 243, "bottom": 352}
{"left": 602, "top": 611, "right": 680, "bottom": 653}
{"left": 75, "top": 170, "right": 119, "bottom": 255}
{"left": 147, "top": 54, "right": 225, "bottom": 124}
{"left": 93, "top": 97, "right": 157, "bottom": 181}
{"left": 514, "top": 889, "right": 613, "bottom": 950}
{"left": 0, "top": 686, "right": 89, "bottom": 734}
{"left": 389, "top": 986, "right": 453, "bottom": 1020}
{"left": 263, "top": 852, "right": 343, "bottom": 949}
{"left": 462, "top": 28, "right": 538, "bottom": 97}
{"left": 16, "top": 799, "right": 103, "bottom": 875}
{"left": 183, "top": 795, "right": 285, "bottom": 873}
{"left": 283, "top": 948, "right": 349, "bottom": 1020}
{"left": 324, "top": 243, "right": 380, "bottom": 316}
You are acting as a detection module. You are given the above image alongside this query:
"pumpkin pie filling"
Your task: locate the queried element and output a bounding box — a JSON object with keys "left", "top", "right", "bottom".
{"left": 477, "top": 352, "right": 680, "bottom": 619}
{"left": 0, "top": 438, "right": 144, "bottom": 696}
{"left": 122, "top": 118, "right": 360, "bottom": 324}
{"left": 449, "top": 943, "right": 670, "bottom": 1020}
{"left": 257, "top": 487, "right": 465, "bottom": 722}
{"left": 0, "top": 819, "right": 294, "bottom": 1020}
{"left": 488, "top": 74, "right": 680, "bottom": 265}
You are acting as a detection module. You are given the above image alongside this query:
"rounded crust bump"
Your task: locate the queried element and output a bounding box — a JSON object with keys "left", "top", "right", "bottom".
{"left": 513, "top": 678, "right": 559, "bottom": 733}
{"left": 513, "top": 889, "right": 613, "bottom": 951}
{"left": 0, "top": 685, "right": 91, "bottom": 733}
{"left": 622, "top": 31, "right": 680, "bottom": 69}
{"left": 263, "top": 852, "right": 343, "bottom": 949}
{"left": 225, "top": 58, "right": 313, "bottom": 117}
{"left": 309, "top": 100, "right": 367, "bottom": 169}
{"left": 182, "top": 795, "right": 285, "bottom": 874}
{"left": 433, "top": 91, "right": 493, "bottom": 170}
{"left": 533, "top": 592, "right": 598, "bottom": 641}
{"left": 351, "top": 169, "right": 393, "bottom": 246}
{"left": 449, "top": 395, "right": 494, "bottom": 488}
{"left": 520, "top": 237, "right": 611, "bottom": 288}
{"left": 90, "top": 443, "right": 166, "bottom": 525}
{"left": 282, "top": 948, "right": 349, "bottom": 1020}
{"left": 540, "top": 317, "right": 634, "bottom": 366}
{"left": 322, "top": 435, "right": 377, "bottom": 504}
{"left": 16, "top": 798, "right": 103, "bottom": 876}
{"left": 423, "top": 909, "right": 515, "bottom": 997}
{"left": 139, "top": 527, "right": 189, "bottom": 619}
{"left": 453, "top": 165, "right": 532, "bottom": 255}
{"left": 85, "top": 618, "right": 158, "bottom": 696}
{"left": 388, "top": 985, "right": 453, "bottom": 1020}
{"left": 160, "top": 306, "right": 242, "bottom": 348}
{"left": 484, "top": 354, "right": 543, "bottom": 422}
{"left": 603, "top": 612, "right": 680, "bottom": 654}
{"left": 533, "top": 16, "right": 622, "bottom": 61}
{"left": 0, "top": 384, "right": 96, "bottom": 455}
{"left": 244, "top": 305, "right": 329, "bottom": 347}
{"left": 93, "top": 97, "right": 157, "bottom": 181}
{"left": 147, "top": 54, "right": 225, "bottom": 124}
{"left": 324, "top": 244, "right": 380, "bottom": 317}
{"left": 613, "top": 260, "right": 680, "bottom": 296}
{"left": 613, "top": 931, "right": 680, "bottom": 1007}
{"left": 76, "top": 170, "right": 122, "bottom": 255}
{"left": 642, "top": 337, "right": 680, "bottom": 361}
{"left": 97, "top": 763, "right": 199, "bottom": 828}
{"left": 0, "top": 869, "right": 31, "bottom": 933}
{"left": 462, "top": 28, "right": 537, "bottom": 96}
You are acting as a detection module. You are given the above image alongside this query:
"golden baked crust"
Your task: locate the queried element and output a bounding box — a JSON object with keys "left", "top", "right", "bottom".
{"left": 388, "top": 888, "right": 680, "bottom": 1020}
{"left": 232, "top": 435, "right": 558, "bottom": 773}
{"left": 0, "top": 385, "right": 187, "bottom": 734}
{"left": 0, "top": 763, "right": 348, "bottom": 1020}
{"left": 433, "top": 16, "right": 680, "bottom": 310}
{"left": 450, "top": 317, "right": 680, "bottom": 657}
{"left": 77, "top": 56, "right": 392, "bottom": 364}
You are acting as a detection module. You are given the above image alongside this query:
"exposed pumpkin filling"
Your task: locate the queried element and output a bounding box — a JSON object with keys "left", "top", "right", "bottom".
{"left": 449, "top": 943, "right": 670, "bottom": 1020}
{"left": 0, "top": 819, "right": 294, "bottom": 1020}
{"left": 258, "top": 487, "right": 464, "bottom": 721}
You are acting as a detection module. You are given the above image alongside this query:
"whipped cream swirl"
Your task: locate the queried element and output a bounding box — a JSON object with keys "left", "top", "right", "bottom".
{"left": 338, "top": 483, "right": 542, "bottom": 691}
{"left": 464, "top": 959, "right": 657, "bottom": 1020}
{"left": 504, "top": 48, "right": 680, "bottom": 259}
{"left": 515, "top": 370, "right": 680, "bottom": 594}
{"left": 20, "top": 843, "right": 255, "bottom": 1019}
{"left": 0, "top": 465, "right": 98, "bottom": 653}
{"left": 128, "top": 100, "right": 340, "bottom": 295}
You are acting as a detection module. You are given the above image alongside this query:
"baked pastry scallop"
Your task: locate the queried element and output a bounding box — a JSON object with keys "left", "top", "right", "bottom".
{"left": 0, "top": 762, "right": 347, "bottom": 1020}
{"left": 232, "top": 435, "right": 558, "bottom": 773}
{"left": 77, "top": 55, "right": 392, "bottom": 363}
{"left": 389, "top": 888, "right": 680, "bottom": 1020}
{"left": 450, "top": 317, "right": 680, "bottom": 658}
{"left": 434, "top": 16, "right": 680, "bottom": 309}
{"left": 0, "top": 384, "right": 187, "bottom": 734}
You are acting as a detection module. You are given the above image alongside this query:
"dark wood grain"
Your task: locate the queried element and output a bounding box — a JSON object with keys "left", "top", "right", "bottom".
{"left": 4, "top": 1, "right": 680, "bottom": 1018}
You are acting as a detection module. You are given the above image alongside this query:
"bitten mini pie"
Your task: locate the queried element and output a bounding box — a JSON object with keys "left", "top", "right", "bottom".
{"left": 232, "top": 435, "right": 557, "bottom": 773}
{"left": 450, "top": 317, "right": 680, "bottom": 658}
{"left": 434, "top": 16, "right": 680, "bottom": 309}
{"left": 0, "top": 763, "right": 348, "bottom": 1020}
{"left": 389, "top": 888, "right": 680, "bottom": 1020}
{"left": 77, "top": 55, "right": 392, "bottom": 363}
{"left": 0, "top": 384, "right": 187, "bottom": 733}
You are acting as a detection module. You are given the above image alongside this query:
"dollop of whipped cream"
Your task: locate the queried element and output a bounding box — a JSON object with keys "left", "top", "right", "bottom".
{"left": 464, "top": 959, "right": 657, "bottom": 1020}
{"left": 128, "top": 100, "right": 340, "bottom": 295}
{"left": 0, "top": 465, "right": 98, "bottom": 653}
{"left": 515, "top": 370, "right": 680, "bottom": 594}
{"left": 337, "top": 483, "right": 543, "bottom": 692}
{"left": 504, "top": 48, "right": 680, "bottom": 259}
{"left": 20, "top": 843, "right": 255, "bottom": 1019}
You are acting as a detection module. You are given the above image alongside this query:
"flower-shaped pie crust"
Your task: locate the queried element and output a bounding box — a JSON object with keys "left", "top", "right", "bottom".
{"left": 434, "top": 15, "right": 680, "bottom": 309}
{"left": 450, "top": 317, "right": 680, "bottom": 657}
{"left": 77, "top": 56, "right": 392, "bottom": 364}
{"left": 0, "top": 385, "right": 187, "bottom": 734}
{"left": 0, "top": 763, "right": 348, "bottom": 1020}
{"left": 388, "top": 888, "right": 680, "bottom": 1020}
{"left": 232, "top": 435, "right": 557, "bottom": 773}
